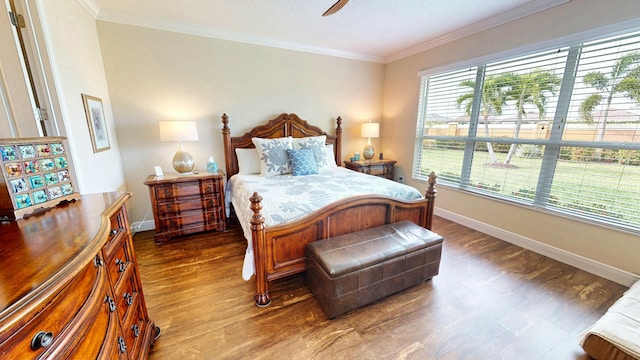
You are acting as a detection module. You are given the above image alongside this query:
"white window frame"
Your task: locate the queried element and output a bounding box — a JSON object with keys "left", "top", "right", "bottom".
{"left": 413, "top": 23, "right": 640, "bottom": 233}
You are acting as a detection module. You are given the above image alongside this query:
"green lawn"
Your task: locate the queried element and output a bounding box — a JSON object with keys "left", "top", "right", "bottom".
{"left": 420, "top": 148, "right": 640, "bottom": 227}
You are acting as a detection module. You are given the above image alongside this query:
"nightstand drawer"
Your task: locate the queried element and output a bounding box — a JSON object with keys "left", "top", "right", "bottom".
{"left": 157, "top": 195, "right": 221, "bottom": 217}
{"left": 154, "top": 182, "right": 199, "bottom": 199}
{"left": 200, "top": 180, "right": 220, "bottom": 195}
{"left": 362, "top": 164, "right": 386, "bottom": 176}
{"left": 158, "top": 208, "right": 224, "bottom": 231}
{"left": 344, "top": 159, "right": 396, "bottom": 180}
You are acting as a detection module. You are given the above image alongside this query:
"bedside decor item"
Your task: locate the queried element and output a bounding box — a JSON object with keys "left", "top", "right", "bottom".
{"left": 207, "top": 156, "right": 218, "bottom": 172}
{"left": 159, "top": 120, "right": 199, "bottom": 173}
{"left": 81, "top": 94, "right": 110, "bottom": 153}
{"left": 361, "top": 121, "right": 379, "bottom": 160}
{"left": 0, "top": 137, "right": 80, "bottom": 220}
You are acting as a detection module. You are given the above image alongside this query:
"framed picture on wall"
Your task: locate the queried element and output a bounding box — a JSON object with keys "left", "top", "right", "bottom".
{"left": 81, "top": 94, "right": 111, "bottom": 153}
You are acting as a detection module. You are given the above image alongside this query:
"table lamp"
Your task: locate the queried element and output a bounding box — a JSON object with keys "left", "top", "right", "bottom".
{"left": 159, "top": 120, "right": 199, "bottom": 173}
{"left": 361, "top": 122, "right": 379, "bottom": 160}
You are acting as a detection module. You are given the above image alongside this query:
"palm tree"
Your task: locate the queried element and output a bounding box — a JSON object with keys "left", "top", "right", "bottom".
{"left": 503, "top": 69, "right": 561, "bottom": 165}
{"left": 456, "top": 74, "right": 511, "bottom": 163}
{"left": 580, "top": 51, "right": 640, "bottom": 159}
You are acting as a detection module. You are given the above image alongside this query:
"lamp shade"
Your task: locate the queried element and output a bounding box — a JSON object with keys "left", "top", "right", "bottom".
{"left": 159, "top": 121, "right": 199, "bottom": 142}
{"left": 361, "top": 122, "right": 379, "bottom": 138}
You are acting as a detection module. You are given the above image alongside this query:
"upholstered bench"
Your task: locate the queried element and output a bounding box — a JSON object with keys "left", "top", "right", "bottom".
{"left": 306, "top": 220, "right": 443, "bottom": 319}
{"left": 579, "top": 280, "right": 640, "bottom": 360}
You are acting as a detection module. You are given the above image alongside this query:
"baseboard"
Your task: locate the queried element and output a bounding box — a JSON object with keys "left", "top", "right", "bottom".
{"left": 435, "top": 208, "right": 639, "bottom": 287}
{"left": 130, "top": 220, "right": 155, "bottom": 235}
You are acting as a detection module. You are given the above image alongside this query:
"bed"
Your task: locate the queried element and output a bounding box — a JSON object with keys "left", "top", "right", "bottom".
{"left": 221, "top": 113, "right": 437, "bottom": 306}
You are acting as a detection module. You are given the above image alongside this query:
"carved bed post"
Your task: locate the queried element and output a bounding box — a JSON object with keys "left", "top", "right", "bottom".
{"left": 221, "top": 113, "right": 233, "bottom": 181}
{"left": 250, "top": 192, "right": 271, "bottom": 307}
{"left": 424, "top": 171, "right": 437, "bottom": 230}
{"left": 335, "top": 116, "right": 342, "bottom": 166}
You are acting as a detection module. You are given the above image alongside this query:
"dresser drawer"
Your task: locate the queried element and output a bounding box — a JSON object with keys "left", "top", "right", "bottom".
{"left": 105, "top": 235, "right": 133, "bottom": 290}
{"left": 114, "top": 265, "right": 140, "bottom": 324}
{"left": 104, "top": 209, "right": 128, "bottom": 259}
{"left": 122, "top": 296, "right": 149, "bottom": 360}
{"left": 0, "top": 258, "right": 100, "bottom": 359}
{"left": 58, "top": 286, "right": 124, "bottom": 359}
{"left": 157, "top": 195, "right": 221, "bottom": 217}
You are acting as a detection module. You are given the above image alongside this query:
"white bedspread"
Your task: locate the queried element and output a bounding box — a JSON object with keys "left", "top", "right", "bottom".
{"left": 578, "top": 280, "right": 640, "bottom": 359}
{"left": 226, "top": 167, "right": 424, "bottom": 280}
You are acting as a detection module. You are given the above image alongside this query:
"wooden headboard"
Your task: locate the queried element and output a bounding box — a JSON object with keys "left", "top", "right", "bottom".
{"left": 221, "top": 113, "right": 343, "bottom": 181}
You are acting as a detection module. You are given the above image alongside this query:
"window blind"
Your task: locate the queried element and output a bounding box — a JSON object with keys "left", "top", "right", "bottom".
{"left": 414, "top": 30, "right": 640, "bottom": 231}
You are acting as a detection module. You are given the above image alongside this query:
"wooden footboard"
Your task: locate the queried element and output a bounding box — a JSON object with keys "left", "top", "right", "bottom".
{"left": 249, "top": 172, "right": 437, "bottom": 306}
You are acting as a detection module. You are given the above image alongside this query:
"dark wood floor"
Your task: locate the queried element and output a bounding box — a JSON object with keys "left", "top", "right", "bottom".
{"left": 133, "top": 216, "right": 627, "bottom": 360}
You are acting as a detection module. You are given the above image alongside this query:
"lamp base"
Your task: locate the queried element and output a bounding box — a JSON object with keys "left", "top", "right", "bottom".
{"left": 362, "top": 144, "right": 375, "bottom": 160}
{"left": 172, "top": 149, "right": 195, "bottom": 173}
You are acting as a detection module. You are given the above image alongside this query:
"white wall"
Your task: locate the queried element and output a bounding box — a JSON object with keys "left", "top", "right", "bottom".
{"left": 37, "top": 0, "right": 125, "bottom": 194}
{"left": 383, "top": 0, "right": 640, "bottom": 281}
{"left": 96, "top": 22, "right": 385, "bottom": 228}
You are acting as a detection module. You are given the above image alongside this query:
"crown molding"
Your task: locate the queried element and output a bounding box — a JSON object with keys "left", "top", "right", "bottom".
{"left": 96, "top": 10, "right": 385, "bottom": 63}
{"left": 77, "top": 0, "right": 569, "bottom": 64}
{"left": 385, "top": 0, "right": 570, "bottom": 63}
{"left": 75, "top": 0, "right": 100, "bottom": 18}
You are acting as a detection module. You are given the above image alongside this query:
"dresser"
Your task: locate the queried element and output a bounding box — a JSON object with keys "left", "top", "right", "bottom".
{"left": 0, "top": 192, "right": 158, "bottom": 359}
{"left": 344, "top": 159, "right": 397, "bottom": 180}
{"left": 144, "top": 171, "right": 226, "bottom": 243}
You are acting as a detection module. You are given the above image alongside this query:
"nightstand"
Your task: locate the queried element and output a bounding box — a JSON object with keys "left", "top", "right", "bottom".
{"left": 144, "top": 171, "right": 226, "bottom": 243}
{"left": 344, "top": 159, "right": 397, "bottom": 180}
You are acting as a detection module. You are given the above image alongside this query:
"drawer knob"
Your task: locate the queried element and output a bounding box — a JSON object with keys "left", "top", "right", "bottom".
{"left": 94, "top": 255, "right": 103, "bottom": 267}
{"left": 204, "top": 185, "right": 212, "bottom": 193}
{"left": 132, "top": 324, "right": 141, "bottom": 337}
{"left": 115, "top": 258, "right": 127, "bottom": 273}
{"left": 124, "top": 292, "right": 134, "bottom": 306}
{"left": 118, "top": 336, "right": 127, "bottom": 353}
{"left": 31, "top": 331, "right": 54, "bottom": 350}
{"left": 104, "top": 296, "right": 117, "bottom": 312}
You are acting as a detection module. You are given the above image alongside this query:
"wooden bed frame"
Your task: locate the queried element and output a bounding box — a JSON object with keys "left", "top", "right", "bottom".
{"left": 221, "top": 113, "right": 437, "bottom": 306}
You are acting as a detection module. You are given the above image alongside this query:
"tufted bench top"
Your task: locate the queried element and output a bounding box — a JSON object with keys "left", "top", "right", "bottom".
{"left": 308, "top": 220, "right": 444, "bottom": 277}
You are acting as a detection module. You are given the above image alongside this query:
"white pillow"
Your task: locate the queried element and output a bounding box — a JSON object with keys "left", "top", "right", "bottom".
{"left": 325, "top": 144, "right": 338, "bottom": 168}
{"left": 251, "top": 137, "right": 293, "bottom": 176}
{"left": 235, "top": 148, "right": 261, "bottom": 174}
{"left": 293, "top": 136, "right": 329, "bottom": 171}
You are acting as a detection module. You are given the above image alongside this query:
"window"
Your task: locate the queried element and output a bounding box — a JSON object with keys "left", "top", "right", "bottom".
{"left": 414, "top": 30, "right": 640, "bottom": 231}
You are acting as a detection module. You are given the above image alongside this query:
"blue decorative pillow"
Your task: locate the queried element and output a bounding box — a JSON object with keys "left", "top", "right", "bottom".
{"left": 287, "top": 148, "right": 318, "bottom": 176}
{"left": 293, "top": 136, "right": 329, "bottom": 171}
{"left": 252, "top": 137, "right": 293, "bottom": 176}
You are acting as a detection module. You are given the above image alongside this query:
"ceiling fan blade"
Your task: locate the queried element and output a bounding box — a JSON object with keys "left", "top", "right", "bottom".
{"left": 322, "top": 0, "right": 349, "bottom": 16}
